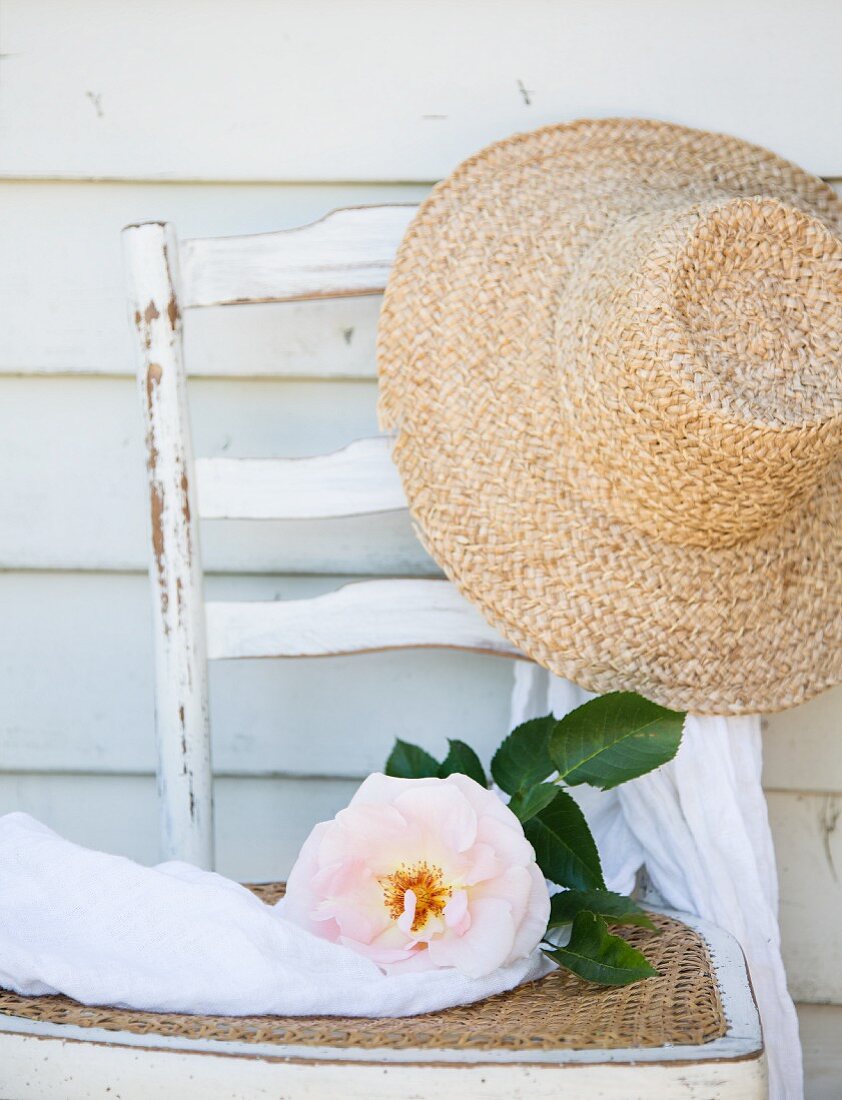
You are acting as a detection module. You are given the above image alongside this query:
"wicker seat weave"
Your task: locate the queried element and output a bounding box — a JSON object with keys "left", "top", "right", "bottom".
{"left": 0, "top": 883, "right": 727, "bottom": 1053}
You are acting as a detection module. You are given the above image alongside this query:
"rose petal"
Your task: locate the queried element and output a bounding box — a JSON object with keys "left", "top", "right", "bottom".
{"left": 476, "top": 813, "right": 534, "bottom": 867}
{"left": 283, "top": 821, "right": 334, "bottom": 934}
{"left": 473, "top": 865, "right": 533, "bottom": 929}
{"left": 393, "top": 783, "right": 478, "bottom": 855}
{"left": 339, "top": 935, "right": 417, "bottom": 966}
{"left": 319, "top": 802, "right": 415, "bottom": 875}
{"left": 507, "top": 861, "right": 552, "bottom": 964}
{"left": 455, "top": 842, "right": 503, "bottom": 885}
{"left": 381, "top": 947, "right": 439, "bottom": 975}
{"left": 349, "top": 772, "right": 439, "bottom": 808}
{"left": 320, "top": 868, "right": 391, "bottom": 943}
{"left": 428, "top": 898, "right": 516, "bottom": 978}
{"left": 443, "top": 888, "right": 468, "bottom": 928}
{"left": 446, "top": 773, "right": 523, "bottom": 829}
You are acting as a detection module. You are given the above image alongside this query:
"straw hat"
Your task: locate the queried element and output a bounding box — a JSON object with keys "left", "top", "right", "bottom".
{"left": 377, "top": 119, "right": 842, "bottom": 715}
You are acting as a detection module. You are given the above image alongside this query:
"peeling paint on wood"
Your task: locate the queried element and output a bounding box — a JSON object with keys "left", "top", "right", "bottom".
{"left": 122, "top": 221, "right": 214, "bottom": 868}
{"left": 179, "top": 204, "right": 417, "bottom": 308}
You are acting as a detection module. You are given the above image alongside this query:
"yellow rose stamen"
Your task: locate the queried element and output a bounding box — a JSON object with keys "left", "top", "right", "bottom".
{"left": 380, "top": 861, "right": 452, "bottom": 933}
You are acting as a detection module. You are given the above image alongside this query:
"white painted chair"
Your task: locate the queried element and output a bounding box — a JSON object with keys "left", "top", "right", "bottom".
{"left": 0, "top": 209, "right": 766, "bottom": 1098}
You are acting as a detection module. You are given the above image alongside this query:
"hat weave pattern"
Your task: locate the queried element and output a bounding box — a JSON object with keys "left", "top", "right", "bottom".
{"left": 378, "top": 119, "right": 842, "bottom": 714}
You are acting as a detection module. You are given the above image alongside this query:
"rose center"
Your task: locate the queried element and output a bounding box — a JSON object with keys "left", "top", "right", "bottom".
{"left": 380, "top": 861, "right": 452, "bottom": 933}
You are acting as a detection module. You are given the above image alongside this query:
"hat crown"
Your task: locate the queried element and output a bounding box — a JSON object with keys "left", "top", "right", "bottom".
{"left": 555, "top": 196, "right": 842, "bottom": 547}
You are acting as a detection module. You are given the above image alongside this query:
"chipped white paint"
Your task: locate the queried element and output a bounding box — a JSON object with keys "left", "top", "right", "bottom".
{"left": 0, "top": 909, "right": 766, "bottom": 1098}
{"left": 181, "top": 205, "right": 417, "bottom": 307}
{"left": 122, "top": 222, "right": 213, "bottom": 868}
{"left": 195, "top": 437, "right": 405, "bottom": 519}
{"left": 205, "top": 579, "right": 522, "bottom": 661}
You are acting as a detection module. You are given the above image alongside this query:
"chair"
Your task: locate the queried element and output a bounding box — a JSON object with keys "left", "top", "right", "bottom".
{"left": 0, "top": 208, "right": 766, "bottom": 1098}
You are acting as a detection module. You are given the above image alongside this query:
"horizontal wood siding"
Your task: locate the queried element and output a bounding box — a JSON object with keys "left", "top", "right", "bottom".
{"left": 0, "top": 572, "right": 519, "bottom": 778}
{"left": 0, "top": 374, "right": 438, "bottom": 574}
{"left": 0, "top": 772, "right": 360, "bottom": 882}
{"left": 0, "top": 564, "right": 840, "bottom": 1001}
{"left": 3, "top": 0, "right": 842, "bottom": 179}
{"left": 0, "top": 566, "right": 836, "bottom": 788}
{"left": 0, "top": 181, "right": 429, "bottom": 377}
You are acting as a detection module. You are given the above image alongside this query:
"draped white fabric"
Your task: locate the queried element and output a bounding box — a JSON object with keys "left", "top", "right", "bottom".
{"left": 0, "top": 812, "right": 552, "bottom": 1018}
{"left": 510, "top": 663, "right": 802, "bottom": 1100}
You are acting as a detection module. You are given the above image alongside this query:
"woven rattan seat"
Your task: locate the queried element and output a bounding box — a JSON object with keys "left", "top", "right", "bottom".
{"left": 0, "top": 884, "right": 765, "bottom": 1098}
{"left": 0, "top": 885, "right": 727, "bottom": 1053}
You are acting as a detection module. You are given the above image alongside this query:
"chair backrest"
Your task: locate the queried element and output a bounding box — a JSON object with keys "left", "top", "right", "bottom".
{"left": 122, "top": 208, "right": 522, "bottom": 869}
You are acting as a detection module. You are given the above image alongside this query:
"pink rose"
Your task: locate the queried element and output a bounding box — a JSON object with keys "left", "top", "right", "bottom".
{"left": 284, "top": 772, "right": 550, "bottom": 978}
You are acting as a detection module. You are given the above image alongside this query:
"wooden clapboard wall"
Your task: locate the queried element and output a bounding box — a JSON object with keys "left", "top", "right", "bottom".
{"left": 1, "top": 2, "right": 840, "bottom": 1091}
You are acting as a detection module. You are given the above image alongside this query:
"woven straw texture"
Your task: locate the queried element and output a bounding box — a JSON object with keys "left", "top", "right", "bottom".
{"left": 0, "top": 884, "right": 727, "bottom": 1052}
{"left": 378, "top": 118, "right": 842, "bottom": 714}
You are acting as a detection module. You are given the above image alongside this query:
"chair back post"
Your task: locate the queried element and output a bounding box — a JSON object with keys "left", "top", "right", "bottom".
{"left": 122, "top": 221, "right": 214, "bottom": 869}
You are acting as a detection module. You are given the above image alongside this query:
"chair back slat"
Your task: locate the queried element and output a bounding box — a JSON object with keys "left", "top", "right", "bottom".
{"left": 195, "top": 437, "right": 404, "bottom": 520}
{"left": 123, "top": 205, "right": 524, "bottom": 869}
{"left": 180, "top": 205, "right": 418, "bottom": 308}
{"left": 205, "top": 580, "right": 521, "bottom": 661}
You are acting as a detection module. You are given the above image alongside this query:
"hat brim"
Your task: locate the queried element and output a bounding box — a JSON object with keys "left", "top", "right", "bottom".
{"left": 377, "top": 119, "right": 842, "bottom": 714}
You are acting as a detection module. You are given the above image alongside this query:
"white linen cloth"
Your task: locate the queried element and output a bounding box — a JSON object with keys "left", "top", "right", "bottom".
{"left": 511, "top": 663, "right": 802, "bottom": 1100}
{"left": 0, "top": 812, "right": 551, "bottom": 1018}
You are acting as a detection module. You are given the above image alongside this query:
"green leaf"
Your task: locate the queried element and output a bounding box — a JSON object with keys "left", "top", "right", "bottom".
{"left": 523, "top": 789, "right": 605, "bottom": 890}
{"left": 548, "top": 889, "right": 656, "bottom": 931}
{"left": 545, "top": 911, "right": 658, "bottom": 986}
{"left": 491, "top": 715, "right": 556, "bottom": 795}
{"left": 385, "top": 739, "right": 440, "bottom": 779}
{"left": 508, "top": 782, "right": 558, "bottom": 823}
{"left": 438, "top": 739, "right": 487, "bottom": 787}
{"left": 550, "top": 692, "right": 684, "bottom": 790}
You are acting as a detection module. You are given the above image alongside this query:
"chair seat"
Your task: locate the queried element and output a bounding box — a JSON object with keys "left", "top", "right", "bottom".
{"left": 0, "top": 885, "right": 765, "bottom": 1100}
